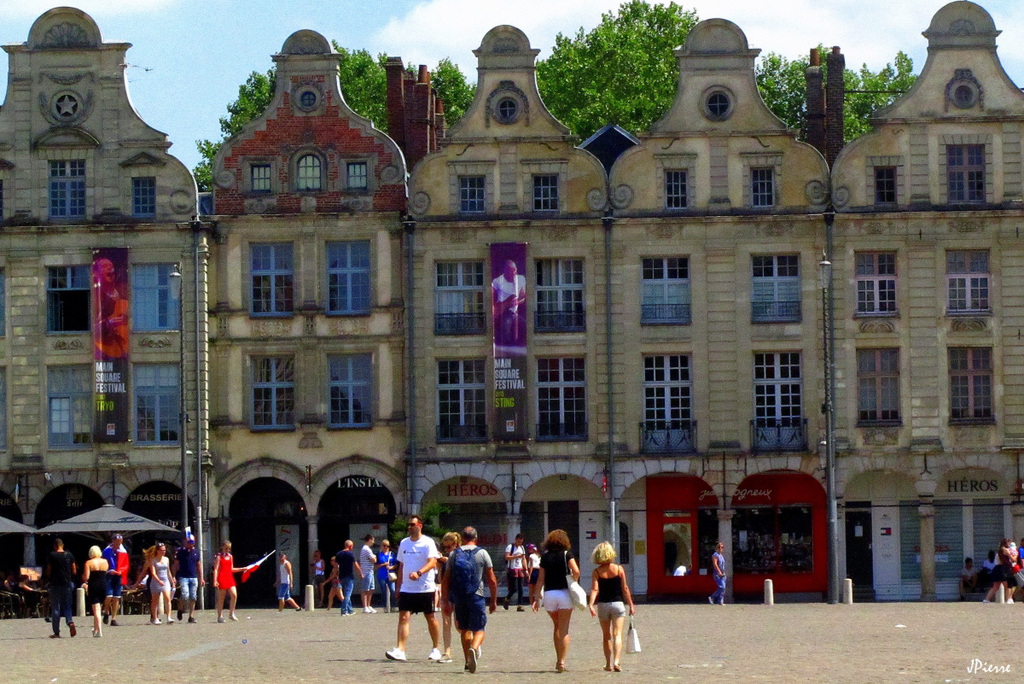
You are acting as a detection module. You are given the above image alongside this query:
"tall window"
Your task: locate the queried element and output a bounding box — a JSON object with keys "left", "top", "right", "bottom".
{"left": 132, "top": 264, "right": 180, "bottom": 331}
{"left": 532, "top": 174, "right": 558, "bottom": 212}
{"left": 132, "top": 177, "right": 156, "bottom": 217}
{"left": 855, "top": 252, "right": 897, "bottom": 315}
{"left": 252, "top": 357, "right": 295, "bottom": 429}
{"left": 751, "top": 167, "right": 774, "bottom": 208}
{"left": 437, "top": 359, "right": 486, "bottom": 442}
{"left": 753, "top": 352, "right": 804, "bottom": 451}
{"left": 329, "top": 354, "right": 372, "bottom": 427}
{"left": 135, "top": 364, "right": 179, "bottom": 443}
{"left": 296, "top": 154, "right": 322, "bottom": 191}
{"left": 641, "top": 257, "right": 690, "bottom": 324}
{"left": 950, "top": 347, "right": 992, "bottom": 422}
{"left": 251, "top": 243, "right": 293, "bottom": 315}
{"left": 537, "top": 357, "right": 586, "bottom": 440}
{"left": 48, "top": 365, "right": 91, "bottom": 447}
{"left": 250, "top": 164, "right": 272, "bottom": 193}
{"left": 947, "top": 144, "right": 985, "bottom": 203}
{"left": 642, "top": 355, "right": 693, "bottom": 453}
{"left": 857, "top": 349, "right": 900, "bottom": 424}
{"left": 346, "top": 161, "right": 368, "bottom": 190}
{"left": 665, "top": 170, "right": 687, "bottom": 209}
{"left": 874, "top": 167, "right": 897, "bottom": 205}
{"left": 946, "top": 250, "right": 989, "bottom": 314}
{"left": 535, "top": 259, "right": 584, "bottom": 332}
{"left": 459, "top": 176, "right": 485, "bottom": 213}
{"left": 327, "top": 241, "right": 371, "bottom": 315}
{"left": 751, "top": 255, "right": 800, "bottom": 323}
{"left": 47, "top": 265, "right": 90, "bottom": 332}
{"left": 49, "top": 160, "right": 86, "bottom": 218}
{"left": 435, "top": 261, "right": 485, "bottom": 335}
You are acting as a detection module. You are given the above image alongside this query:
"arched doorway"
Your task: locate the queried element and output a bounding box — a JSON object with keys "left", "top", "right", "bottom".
{"left": 34, "top": 484, "right": 104, "bottom": 570}
{"left": 643, "top": 474, "right": 719, "bottom": 598}
{"left": 0, "top": 489, "right": 25, "bottom": 572}
{"left": 229, "top": 478, "right": 307, "bottom": 605}
{"left": 123, "top": 481, "right": 195, "bottom": 561}
{"left": 317, "top": 475, "right": 396, "bottom": 559}
{"left": 521, "top": 475, "right": 606, "bottom": 580}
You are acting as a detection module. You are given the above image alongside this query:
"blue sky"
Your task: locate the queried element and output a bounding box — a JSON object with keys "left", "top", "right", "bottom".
{"left": 0, "top": 0, "right": 1021, "bottom": 173}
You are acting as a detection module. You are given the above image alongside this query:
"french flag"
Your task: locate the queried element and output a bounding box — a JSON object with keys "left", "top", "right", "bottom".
{"left": 241, "top": 550, "right": 275, "bottom": 583}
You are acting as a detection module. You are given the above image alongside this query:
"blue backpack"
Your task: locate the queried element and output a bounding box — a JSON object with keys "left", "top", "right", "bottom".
{"left": 449, "top": 547, "right": 481, "bottom": 597}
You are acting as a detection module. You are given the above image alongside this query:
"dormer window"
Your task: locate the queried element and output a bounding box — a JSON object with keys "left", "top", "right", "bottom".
{"left": 346, "top": 162, "right": 368, "bottom": 191}
{"left": 296, "top": 154, "right": 322, "bottom": 192}
{"left": 251, "top": 164, "right": 272, "bottom": 193}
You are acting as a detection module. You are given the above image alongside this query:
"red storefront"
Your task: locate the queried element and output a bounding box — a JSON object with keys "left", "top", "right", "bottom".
{"left": 730, "top": 471, "right": 827, "bottom": 597}
{"left": 646, "top": 475, "right": 720, "bottom": 597}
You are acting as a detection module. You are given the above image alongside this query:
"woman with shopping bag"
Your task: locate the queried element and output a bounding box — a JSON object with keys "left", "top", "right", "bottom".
{"left": 587, "top": 541, "right": 636, "bottom": 672}
{"left": 532, "top": 529, "right": 581, "bottom": 673}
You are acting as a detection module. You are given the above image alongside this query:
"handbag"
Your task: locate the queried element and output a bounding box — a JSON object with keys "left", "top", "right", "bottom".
{"left": 564, "top": 551, "right": 587, "bottom": 610}
{"left": 387, "top": 571, "right": 398, "bottom": 583}
{"left": 626, "top": 618, "right": 641, "bottom": 654}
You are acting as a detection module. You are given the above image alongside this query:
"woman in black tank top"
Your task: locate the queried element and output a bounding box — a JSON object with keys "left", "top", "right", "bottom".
{"left": 587, "top": 541, "right": 636, "bottom": 672}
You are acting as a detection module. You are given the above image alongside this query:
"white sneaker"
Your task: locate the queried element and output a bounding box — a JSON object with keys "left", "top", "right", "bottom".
{"left": 166, "top": 617, "right": 175, "bottom": 624}
{"left": 150, "top": 619, "right": 161, "bottom": 625}
{"left": 467, "top": 647, "right": 478, "bottom": 673}
{"left": 385, "top": 648, "right": 407, "bottom": 661}
{"left": 367, "top": 607, "right": 377, "bottom": 613}
{"left": 1009, "top": 598, "right": 1015, "bottom": 604}
{"left": 217, "top": 616, "right": 225, "bottom": 623}
{"left": 229, "top": 614, "right": 238, "bottom": 622}
{"left": 428, "top": 648, "right": 443, "bottom": 662}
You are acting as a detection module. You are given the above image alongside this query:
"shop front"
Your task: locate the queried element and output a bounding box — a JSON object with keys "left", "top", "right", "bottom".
{"left": 645, "top": 475, "right": 719, "bottom": 597}
{"left": 34, "top": 484, "right": 105, "bottom": 565}
{"left": 317, "top": 474, "right": 396, "bottom": 557}
{"left": 423, "top": 476, "right": 508, "bottom": 558}
{"left": 730, "top": 471, "right": 826, "bottom": 597}
{"left": 123, "top": 481, "right": 194, "bottom": 555}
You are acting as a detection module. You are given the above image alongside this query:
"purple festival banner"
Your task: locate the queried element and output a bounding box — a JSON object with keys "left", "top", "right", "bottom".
{"left": 92, "top": 247, "right": 131, "bottom": 442}
{"left": 491, "top": 243, "right": 527, "bottom": 441}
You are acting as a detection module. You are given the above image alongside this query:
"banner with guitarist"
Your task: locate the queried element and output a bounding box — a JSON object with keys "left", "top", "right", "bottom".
{"left": 92, "top": 247, "right": 131, "bottom": 442}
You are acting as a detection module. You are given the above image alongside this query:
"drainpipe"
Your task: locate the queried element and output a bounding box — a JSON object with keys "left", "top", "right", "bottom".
{"left": 191, "top": 219, "right": 207, "bottom": 609}
{"left": 403, "top": 215, "right": 418, "bottom": 514}
{"left": 603, "top": 211, "right": 617, "bottom": 549}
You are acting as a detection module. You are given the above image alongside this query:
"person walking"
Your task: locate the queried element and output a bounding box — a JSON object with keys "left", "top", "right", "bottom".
{"left": 359, "top": 535, "right": 377, "bottom": 613}
{"left": 276, "top": 552, "right": 302, "bottom": 611}
{"left": 325, "top": 556, "right": 344, "bottom": 611}
{"left": 82, "top": 546, "right": 109, "bottom": 638}
{"left": 46, "top": 538, "right": 77, "bottom": 638}
{"left": 101, "top": 533, "right": 129, "bottom": 627}
{"left": 213, "top": 540, "right": 243, "bottom": 623}
{"left": 310, "top": 550, "right": 326, "bottom": 608}
{"left": 503, "top": 533, "right": 527, "bottom": 611}
{"left": 173, "top": 531, "right": 204, "bottom": 623}
{"left": 527, "top": 543, "right": 541, "bottom": 605}
{"left": 441, "top": 526, "right": 498, "bottom": 674}
{"left": 148, "top": 542, "right": 175, "bottom": 624}
{"left": 709, "top": 541, "right": 727, "bottom": 605}
{"left": 376, "top": 540, "right": 396, "bottom": 612}
{"left": 437, "top": 531, "right": 461, "bottom": 663}
{"left": 587, "top": 541, "right": 636, "bottom": 672}
{"left": 531, "top": 529, "right": 580, "bottom": 673}
{"left": 385, "top": 514, "right": 442, "bottom": 663}
{"left": 335, "top": 540, "right": 358, "bottom": 616}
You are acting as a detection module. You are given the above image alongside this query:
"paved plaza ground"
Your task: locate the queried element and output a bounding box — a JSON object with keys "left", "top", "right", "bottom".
{"left": 0, "top": 600, "right": 1017, "bottom": 683}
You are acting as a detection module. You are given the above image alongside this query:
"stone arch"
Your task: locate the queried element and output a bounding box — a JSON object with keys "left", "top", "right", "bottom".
{"left": 418, "top": 461, "right": 512, "bottom": 513}
{"left": 280, "top": 29, "right": 331, "bottom": 56}
{"left": 683, "top": 18, "right": 750, "bottom": 55}
{"left": 310, "top": 456, "right": 404, "bottom": 505}
{"left": 217, "top": 458, "right": 310, "bottom": 513}
{"left": 28, "top": 8, "right": 103, "bottom": 49}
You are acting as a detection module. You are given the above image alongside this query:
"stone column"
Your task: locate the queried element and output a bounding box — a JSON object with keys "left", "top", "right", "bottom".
{"left": 307, "top": 515, "right": 320, "bottom": 556}
{"left": 918, "top": 503, "right": 936, "bottom": 601}
{"left": 717, "top": 509, "right": 735, "bottom": 603}
{"left": 1011, "top": 502, "right": 1024, "bottom": 543}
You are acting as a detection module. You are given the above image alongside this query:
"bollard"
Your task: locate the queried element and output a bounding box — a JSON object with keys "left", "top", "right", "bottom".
{"left": 764, "top": 578, "right": 774, "bottom": 606}
{"left": 304, "top": 584, "right": 315, "bottom": 611}
{"left": 997, "top": 584, "right": 1006, "bottom": 604}
{"left": 75, "top": 586, "right": 86, "bottom": 617}
{"left": 843, "top": 578, "right": 854, "bottom": 604}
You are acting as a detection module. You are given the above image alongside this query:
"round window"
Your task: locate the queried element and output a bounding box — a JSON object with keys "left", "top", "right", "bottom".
{"left": 495, "top": 97, "right": 519, "bottom": 124}
{"left": 299, "top": 91, "right": 318, "bottom": 109}
{"left": 707, "top": 92, "right": 730, "bottom": 118}
{"left": 953, "top": 84, "right": 975, "bottom": 108}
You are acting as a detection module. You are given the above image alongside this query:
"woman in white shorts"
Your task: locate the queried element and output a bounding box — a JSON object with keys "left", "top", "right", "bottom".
{"left": 531, "top": 529, "right": 580, "bottom": 673}
{"left": 587, "top": 541, "right": 636, "bottom": 672}
{"left": 148, "top": 542, "right": 175, "bottom": 625}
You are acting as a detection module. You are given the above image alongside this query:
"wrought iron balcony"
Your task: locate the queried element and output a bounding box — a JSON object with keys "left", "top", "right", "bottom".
{"left": 434, "top": 312, "right": 486, "bottom": 336}
{"left": 750, "top": 418, "right": 808, "bottom": 452}
{"left": 640, "top": 420, "right": 696, "bottom": 453}
{"left": 751, "top": 300, "right": 801, "bottom": 323}
{"left": 641, "top": 303, "right": 691, "bottom": 325}
{"left": 436, "top": 421, "right": 488, "bottom": 443}
{"left": 536, "top": 420, "right": 588, "bottom": 441}
{"left": 535, "top": 308, "right": 585, "bottom": 332}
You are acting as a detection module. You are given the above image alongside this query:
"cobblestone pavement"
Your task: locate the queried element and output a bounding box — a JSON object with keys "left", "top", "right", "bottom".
{"left": 0, "top": 601, "right": 1017, "bottom": 683}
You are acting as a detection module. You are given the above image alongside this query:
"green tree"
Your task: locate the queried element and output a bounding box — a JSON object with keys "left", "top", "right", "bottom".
{"left": 536, "top": 0, "right": 699, "bottom": 139}
{"left": 332, "top": 42, "right": 389, "bottom": 130}
{"left": 432, "top": 57, "right": 475, "bottom": 128}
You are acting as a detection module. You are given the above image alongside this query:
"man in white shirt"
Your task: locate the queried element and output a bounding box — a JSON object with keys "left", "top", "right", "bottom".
{"left": 359, "top": 535, "right": 377, "bottom": 613}
{"left": 492, "top": 259, "right": 526, "bottom": 353}
{"left": 386, "top": 515, "right": 442, "bottom": 662}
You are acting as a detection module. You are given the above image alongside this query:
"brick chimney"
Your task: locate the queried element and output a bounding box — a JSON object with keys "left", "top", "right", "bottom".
{"left": 825, "top": 46, "right": 845, "bottom": 168}
{"left": 804, "top": 48, "right": 825, "bottom": 159}
{"left": 384, "top": 58, "right": 444, "bottom": 171}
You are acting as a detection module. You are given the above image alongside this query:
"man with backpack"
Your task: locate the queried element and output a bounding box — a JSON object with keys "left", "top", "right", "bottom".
{"left": 441, "top": 526, "right": 498, "bottom": 674}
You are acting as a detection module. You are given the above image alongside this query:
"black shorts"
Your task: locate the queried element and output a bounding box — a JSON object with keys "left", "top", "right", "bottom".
{"left": 397, "top": 591, "right": 435, "bottom": 614}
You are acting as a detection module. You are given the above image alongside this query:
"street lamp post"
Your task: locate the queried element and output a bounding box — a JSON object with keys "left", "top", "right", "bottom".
{"left": 819, "top": 252, "right": 840, "bottom": 605}
{"left": 169, "top": 266, "right": 188, "bottom": 544}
